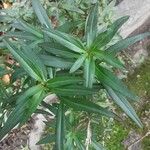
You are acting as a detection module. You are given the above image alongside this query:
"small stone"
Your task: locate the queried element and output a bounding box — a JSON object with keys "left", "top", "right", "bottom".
{"left": 137, "top": 75, "right": 140, "bottom": 78}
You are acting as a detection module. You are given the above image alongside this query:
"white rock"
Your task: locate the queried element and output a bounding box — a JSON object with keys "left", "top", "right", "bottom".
{"left": 28, "top": 94, "right": 57, "bottom": 150}
{"left": 28, "top": 114, "right": 46, "bottom": 150}
{"left": 115, "top": 0, "right": 150, "bottom": 38}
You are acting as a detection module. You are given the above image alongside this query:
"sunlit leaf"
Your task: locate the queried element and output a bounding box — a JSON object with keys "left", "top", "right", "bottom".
{"left": 85, "top": 4, "right": 98, "bottom": 47}
{"left": 47, "top": 76, "right": 83, "bottom": 88}
{"left": 62, "top": 4, "right": 84, "bottom": 14}
{"left": 40, "top": 54, "right": 73, "bottom": 69}
{"left": 20, "top": 89, "right": 46, "bottom": 125}
{"left": 94, "top": 51, "right": 124, "bottom": 69}
{"left": 43, "top": 28, "right": 85, "bottom": 53}
{"left": 92, "top": 16, "right": 129, "bottom": 49}
{"left": 52, "top": 85, "right": 96, "bottom": 96}
{"left": 32, "top": 0, "right": 52, "bottom": 29}
{"left": 96, "top": 65, "right": 138, "bottom": 100}
{"left": 105, "top": 86, "right": 143, "bottom": 128}
{"left": 40, "top": 42, "right": 79, "bottom": 58}
{"left": 62, "top": 98, "right": 114, "bottom": 118}
{"left": 108, "top": 32, "right": 150, "bottom": 55}
{"left": 91, "top": 140, "right": 106, "bottom": 150}
{"left": 4, "top": 40, "right": 47, "bottom": 81}
{"left": 84, "top": 57, "right": 95, "bottom": 88}
{"left": 70, "top": 54, "right": 86, "bottom": 73}
{"left": 4, "top": 31, "right": 39, "bottom": 41}
{"left": 12, "top": 20, "right": 43, "bottom": 38}
{"left": 57, "top": 21, "right": 81, "bottom": 33}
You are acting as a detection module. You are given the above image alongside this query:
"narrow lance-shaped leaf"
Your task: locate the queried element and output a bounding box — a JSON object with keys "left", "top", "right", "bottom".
{"left": 27, "top": 39, "right": 44, "bottom": 48}
{"left": 40, "top": 54, "right": 73, "bottom": 69}
{"left": 62, "top": 98, "right": 114, "bottom": 118}
{"left": 108, "top": 32, "right": 150, "bottom": 55}
{"left": 92, "top": 16, "right": 129, "bottom": 49}
{"left": 61, "top": 4, "right": 85, "bottom": 14}
{"left": 91, "top": 140, "right": 106, "bottom": 150}
{"left": 12, "top": 20, "right": 43, "bottom": 38}
{"left": 40, "top": 42, "right": 79, "bottom": 58}
{"left": 32, "top": 0, "right": 52, "bottom": 29}
{"left": 96, "top": 65, "right": 138, "bottom": 100}
{"left": 84, "top": 57, "right": 95, "bottom": 88}
{"left": 51, "top": 85, "right": 97, "bottom": 96}
{"left": 94, "top": 51, "right": 124, "bottom": 69}
{"left": 20, "top": 89, "right": 46, "bottom": 125}
{"left": 47, "top": 76, "right": 83, "bottom": 88}
{"left": 43, "top": 28, "right": 85, "bottom": 53}
{"left": 105, "top": 86, "right": 143, "bottom": 128}
{"left": 21, "top": 46, "right": 47, "bottom": 80}
{"left": 74, "top": 137, "right": 85, "bottom": 150}
{"left": 4, "top": 40, "right": 47, "bottom": 81}
{"left": 70, "top": 54, "right": 86, "bottom": 73}
{"left": 85, "top": 4, "right": 98, "bottom": 47}
{"left": 4, "top": 31, "right": 39, "bottom": 41}
{"left": 57, "top": 21, "right": 81, "bottom": 33}
{"left": 65, "top": 133, "right": 74, "bottom": 150}
{"left": 56, "top": 102, "right": 64, "bottom": 150}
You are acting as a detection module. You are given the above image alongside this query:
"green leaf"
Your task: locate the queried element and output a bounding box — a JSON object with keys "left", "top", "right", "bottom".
{"left": 47, "top": 76, "right": 82, "bottom": 88}
{"left": 32, "top": 0, "right": 52, "bottom": 29}
{"left": 4, "top": 40, "right": 47, "bottom": 81}
{"left": 74, "top": 137, "right": 85, "bottom": 150}
{"left": 0, "top": 85, "right": 43, "bottom": 140}
{"left": 62, "top": 98, "right": 114, "bottom": 118}
{"left": 84, "top": 57, "right": 95, "bottom": 88}
{"left": 96, "top": 65, "right": 138, "bottom": 100}
{"left": 11, "top": 67, "right": 26, "bottom": 83}
{"left": 92, "top": 16, "right": 129, "bottom": 49}
{"left": 0, "top": 67, "right": 10, "bottom": 77}
{"left": 70, "top": 54, "right": 86, "bottom": 73}
{"left": 27, "top": 39, "right": 44, "bottom": 48}
{"left": 43, "top": 28, "right": 85, "bottom": 53}
{"left": 0, "top": 42, "right": 7, "bottom": 49}
{"left": 94, "top": 51, "right": 124, "bottom": 69}
{"left": 65, "top": 137, "right": 74, "bottom": 150}
{"left": 4, "top": 31, "right": 39, "bottom": 41}
{"left": 40, "top": 42, "right": 79, "bottom": 58}
{"left": 40, "top": 54, "right": 73, "bottom": 69}
{"left": 105, "top": 86, "right": 143, "bottom": 128}
{"left": 61, "top": 4, "right": 84, "bottom": 14}
{"left": 57, "top": 21, "right": 81, "bottom": 33}
{"left": 85, "top": 4, "right": 98, "bottom": 47}
{"left": 56, "top": 102, "right": 64, "bottom": 150}
{"left": 20, "top": 89, "right": 46, "bottom": 125}
{"left": 37, "top": 134, "right": 55, "bottom": 145}
{"left": 12, "top": 20, "right": 43, "bottom": 38}
{"left": 108, "top": 32, "right": 150, "bottom": 55}
{"left": 52, "top": 86, "right": 96, "bottom": 96}
{"left": 91, "top": 140, "right": 106, "bottom": 150}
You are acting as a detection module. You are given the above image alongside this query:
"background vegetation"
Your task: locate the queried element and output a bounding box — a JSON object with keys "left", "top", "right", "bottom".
{"left": 0, "top": 0, "right": 149, "bottom": 149}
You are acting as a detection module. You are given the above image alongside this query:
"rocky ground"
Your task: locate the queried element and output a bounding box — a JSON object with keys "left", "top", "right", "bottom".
{"left": 0, "top": 119, "right": 34, "bottom": 150}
